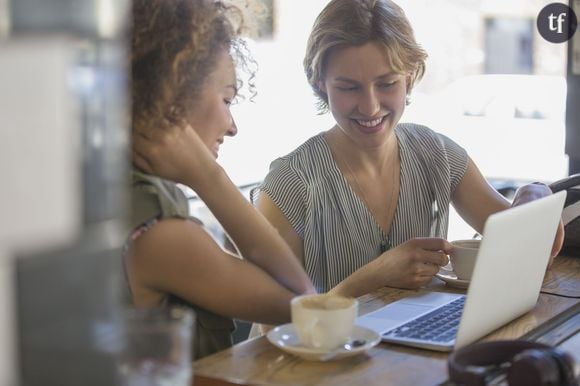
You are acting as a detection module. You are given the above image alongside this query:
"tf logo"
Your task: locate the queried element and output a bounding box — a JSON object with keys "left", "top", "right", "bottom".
{"left": 537, "top": 3, "right": 578, "bottom": 43}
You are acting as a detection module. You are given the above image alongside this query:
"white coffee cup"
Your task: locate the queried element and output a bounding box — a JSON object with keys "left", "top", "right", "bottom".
{"left": 291, "top": 294, "right": 357, "bottom": 351}
{"left": 450, "top": 239, "right": 481, "bottom": 280}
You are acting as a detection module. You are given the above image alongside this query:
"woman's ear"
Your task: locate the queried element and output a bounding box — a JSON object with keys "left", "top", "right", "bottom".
{"left": 404, "top": 74, "right": 413, "bottom": 105}
{"left": 317, "top": 80, "right": 327, "bottom": 94}
{"left": 405, "top": 74, "right": 412, "bottom": 92}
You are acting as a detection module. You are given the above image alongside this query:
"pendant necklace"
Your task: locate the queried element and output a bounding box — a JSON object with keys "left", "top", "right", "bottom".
{"left": 341, "top": 141, "right": 399, "bottom": 250}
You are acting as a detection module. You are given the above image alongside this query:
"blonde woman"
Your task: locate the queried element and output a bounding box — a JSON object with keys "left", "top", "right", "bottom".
{"left": 254, "top": 0, "right": 564, "bottom": 297}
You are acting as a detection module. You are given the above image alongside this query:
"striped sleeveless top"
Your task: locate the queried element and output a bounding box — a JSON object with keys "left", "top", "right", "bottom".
{"left": 258, "top": 123, "right": 468, "bottom": 293}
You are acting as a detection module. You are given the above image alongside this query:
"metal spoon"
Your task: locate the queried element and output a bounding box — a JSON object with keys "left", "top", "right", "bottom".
{"left": 319, "top": 339, "right": 367, "bottom": 361}
{"left": 343, "top": 339, "right": 367, "bottom": 350}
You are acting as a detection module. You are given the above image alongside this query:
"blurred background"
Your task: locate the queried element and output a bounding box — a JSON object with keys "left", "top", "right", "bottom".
{"left": 0, "top": 0, "right": 579, "bottom": 384}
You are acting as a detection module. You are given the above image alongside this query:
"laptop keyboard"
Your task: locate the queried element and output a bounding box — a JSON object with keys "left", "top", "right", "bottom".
{"left": 384, "top": 296, "right": 466, "bottom": 343}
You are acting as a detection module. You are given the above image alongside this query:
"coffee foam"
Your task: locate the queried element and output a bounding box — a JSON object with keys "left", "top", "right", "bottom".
{"left": 299, "top": 295, "right": 353, "bottom": 310}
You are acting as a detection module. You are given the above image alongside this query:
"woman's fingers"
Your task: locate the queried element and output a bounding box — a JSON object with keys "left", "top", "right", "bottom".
{"left": 132, "top": 128, "right": 155, "bottom": 150}
{"left": 411, "top": 248, "right": 449, "bottom": 268}
{"left": 131, "top": 128, "right": 167, "bottom": 174}
{"left": 412, "top": 250, "right": 447, "bottom": 285}
{"left": 411, "top": 237, "right": 453, "bottom": 254}
{"left": 131, "top": 126, "right": 172, "bottom": 170}
{"left": 132, "top": 149, "right": 153, "bottom": 174}
{"left": 422, "top": 259, "right": 443, "bottom": 275}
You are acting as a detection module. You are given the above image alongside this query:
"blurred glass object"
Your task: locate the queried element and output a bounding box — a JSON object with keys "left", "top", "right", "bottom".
{"left": 118, "top": 307, "right": 194, "bottom": 386}
{"left": 11, "top": 0, "right": 120, "bottom": 37}
{"left": 0, "top": 0, "right": 9, "bottom": 39}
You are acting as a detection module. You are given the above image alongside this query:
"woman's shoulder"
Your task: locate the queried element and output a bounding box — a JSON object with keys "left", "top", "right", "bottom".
{"left": 397, "top": 122, "right": 442, "bottom": 143}
{"left": 397, "top": 122, "right": 459, "bottom": 153}
{"left": 396, "top": 122, "right": 468, "bottom": 185}
{"left": 131, "top": 169, "right": 191, "bottom": 229}
{"left": 269, "top": 132, "right": 329, "bottom": 173}
{"left": 278, "top": 132, "right": 327, "bottom": 161}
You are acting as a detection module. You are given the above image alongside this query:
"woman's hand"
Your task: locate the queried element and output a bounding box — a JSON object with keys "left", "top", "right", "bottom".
{"left": 132, "top": 122, "right": 218, "bottom": 189}
{"left": 374, "top": 238, "right": 452, "bottom": 289}
{"left": 512, "top": 183, "right": 565, "bottom": 264}
{"left": 332, "top": 238, "right": 453, "bottom": 297}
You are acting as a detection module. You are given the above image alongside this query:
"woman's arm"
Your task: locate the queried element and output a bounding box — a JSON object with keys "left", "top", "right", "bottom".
{"left": 128, "top": 219, "right": 297, "bottom": 324}
{"left": 328, "top": 237, "right": 451, "bottom": 297}
{"left": 451, "top": 158, "right": 510, "bottom": 233}
{"left": 452, "top": 157, "right": 564, "bottom": 260}
{"left": 192, "top": 166, "right": 315, "bottom": 295}
{"left": 254, "top": 191, "right": 305, "bottom": 266}
{"left": 256, "top": 192, "right": 451, "bottom": 298}
{"left": 510, "top": 183, "right": 565, "bottom": 259}
{"left": 132, "top": 124, "right": 315, "bottom": 296}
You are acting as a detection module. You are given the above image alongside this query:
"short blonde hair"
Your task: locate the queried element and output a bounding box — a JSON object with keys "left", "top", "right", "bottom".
{"left": 304, "top": 0, "right": 427, "bottom": 113}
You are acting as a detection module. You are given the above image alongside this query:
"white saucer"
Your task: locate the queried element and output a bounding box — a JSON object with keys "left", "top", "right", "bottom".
{"left": 436, "top": 268, "right": 470, "bottom": 289}
{"left": 267, "top": 324, "right": 380, "bottom": 361}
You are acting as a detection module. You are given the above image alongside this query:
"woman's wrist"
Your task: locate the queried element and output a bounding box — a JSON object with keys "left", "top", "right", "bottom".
{"left": 185, "top": 162, "right": 227, "bottom": 194}
{"left": 331, "top": 261, "right": 383, "bottom": 298}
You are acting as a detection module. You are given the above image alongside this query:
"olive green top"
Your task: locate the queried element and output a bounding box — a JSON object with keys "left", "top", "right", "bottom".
{"left": 125, "top": 170, "right": 235, "bottom": 360}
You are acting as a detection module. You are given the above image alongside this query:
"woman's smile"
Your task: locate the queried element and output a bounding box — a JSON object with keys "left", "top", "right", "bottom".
{"left": 352, "top": 114, "right": 389, "bottom": 134}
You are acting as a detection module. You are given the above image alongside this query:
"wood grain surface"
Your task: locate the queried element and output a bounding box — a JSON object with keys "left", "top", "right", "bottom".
{"left": 192, "top": 256, "right": 580, "bottom": 386}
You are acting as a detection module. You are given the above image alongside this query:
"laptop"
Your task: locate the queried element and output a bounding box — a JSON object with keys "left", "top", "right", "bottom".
{"left": 357, "top": 191, "right": 567, "bottom": 352}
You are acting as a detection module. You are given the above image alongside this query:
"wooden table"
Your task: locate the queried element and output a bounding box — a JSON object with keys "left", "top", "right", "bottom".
{"left": 192, "top": 256, "right": 580, "bottom": 386}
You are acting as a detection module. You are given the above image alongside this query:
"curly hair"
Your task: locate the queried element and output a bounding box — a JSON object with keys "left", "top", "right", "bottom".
{"left": 304, "top": 0, "right": 427, "bottom": 114}
{"left": 131, "top": 0, "right": 255, "bottom": 132}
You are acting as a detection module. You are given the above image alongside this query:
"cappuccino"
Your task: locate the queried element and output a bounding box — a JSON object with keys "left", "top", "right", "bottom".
{"left": 298, "top": 295, "right": 353, "bottom": 310}
{"left": 291, "top": 294, "right": 358, "bottom": 350}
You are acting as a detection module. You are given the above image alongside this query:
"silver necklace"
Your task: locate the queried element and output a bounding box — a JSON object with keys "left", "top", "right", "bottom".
{"left": 341, "top": 143, "right": 399, "bottom": 235}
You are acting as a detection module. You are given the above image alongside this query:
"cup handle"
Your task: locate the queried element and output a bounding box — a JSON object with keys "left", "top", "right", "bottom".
{"left": 310, "top": 319, "right": 326, "bottom": 348}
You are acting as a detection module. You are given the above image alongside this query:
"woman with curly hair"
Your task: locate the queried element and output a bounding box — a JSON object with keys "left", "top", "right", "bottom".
{"left": 127, "top": 0, "right": 315, "bottom": 359}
